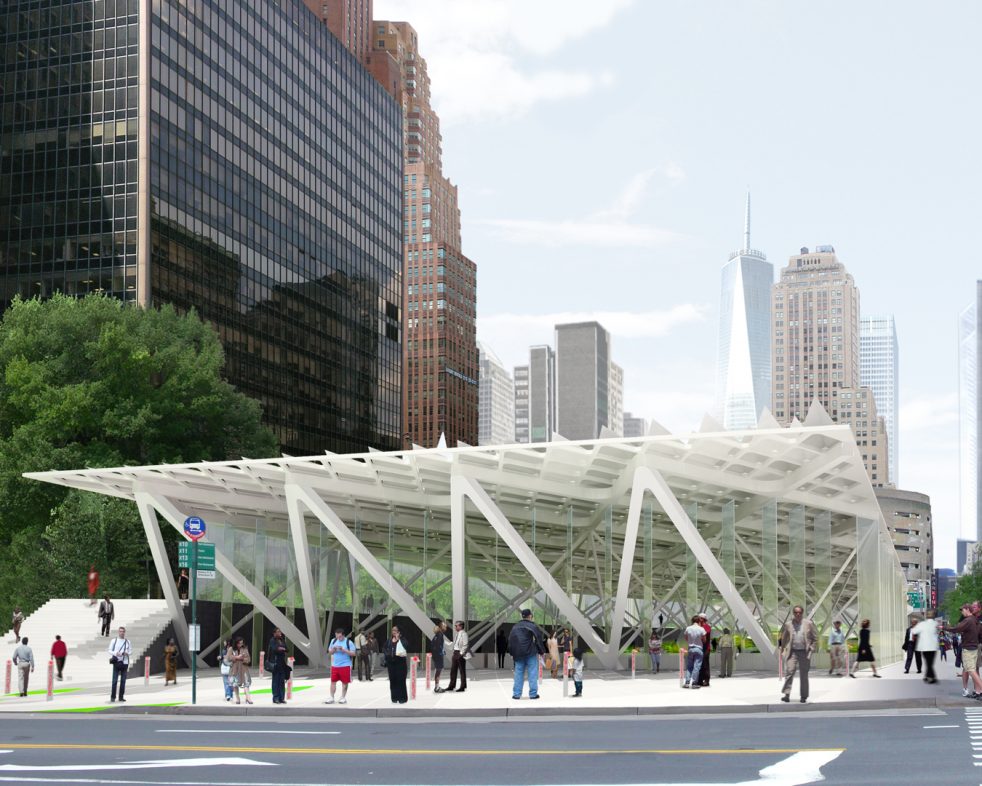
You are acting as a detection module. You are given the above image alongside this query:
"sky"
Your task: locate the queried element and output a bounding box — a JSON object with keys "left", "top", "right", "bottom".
{"left": 374, "top": 0, "right": 982, "bottom": 570}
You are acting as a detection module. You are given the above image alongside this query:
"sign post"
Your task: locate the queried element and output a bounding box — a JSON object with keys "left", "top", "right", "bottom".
{"left": 182, "top": 516, "right": 206, "bottom": 705}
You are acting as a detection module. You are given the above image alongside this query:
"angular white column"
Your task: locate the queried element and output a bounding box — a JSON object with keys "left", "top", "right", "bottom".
{"left": 284, "top": 483, "right": 325, "bottom": 667}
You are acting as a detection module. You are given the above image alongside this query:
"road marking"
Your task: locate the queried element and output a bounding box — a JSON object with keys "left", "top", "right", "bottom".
{"left": 0, "top": 742, "right": 843, "bottom": 757}
{"left": 155, "top": 730, "right": 341, "bottom": 736}
{"left": 0, "top": 758, "right": 274, "bottom": 773}
{"left": 0, "top": 750, "right": 844, "bottom": 786}
{"left": 923, "top": 725, "right": 960, "bottom": 728}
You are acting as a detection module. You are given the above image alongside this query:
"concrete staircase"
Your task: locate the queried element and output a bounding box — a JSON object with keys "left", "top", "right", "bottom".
{"left": 2, "top": 599, "right": 174, "bottom": 686}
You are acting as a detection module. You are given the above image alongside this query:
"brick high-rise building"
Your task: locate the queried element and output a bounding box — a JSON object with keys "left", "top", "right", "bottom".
{"left": 304, "top": 0, "right": 372, "bottom": 63}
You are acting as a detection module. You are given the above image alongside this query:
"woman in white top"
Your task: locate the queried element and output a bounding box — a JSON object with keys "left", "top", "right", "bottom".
{"left": 385, "top": 626, "right": 408, "bottom": 703}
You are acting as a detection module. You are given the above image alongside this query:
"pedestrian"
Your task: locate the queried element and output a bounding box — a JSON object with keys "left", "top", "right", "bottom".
{"left": 446, "top": 620, "right": 470, "bottom": 692}
{"left": 385, "top": 625, "right": 408, "bottom": 703}
{"left": 266, "top": 628, "right": 289, "bottom": 704}
{"left": 163, "top": 637, "right": 179, "bottom": 685}
{"left": 556, "top": 627, "right": 572, "bottom": 657}
{"left": 954, "top": 630, "right": 963, "bottom": 674}
{"left": 97, "top": 595, "right": 114, "bottom": 637}
{"left": 938, "top": 630, "right": 949, "bottom": 662}
{"left": 12, "top": 637, "right": 34, "bottom": 696}
{"left": 219, "top": 638, "right": 233, "bottom": 701}
{"left": 353, "top": 629, "right": 366, "bottom": 680}
{"left": 697, "top": 612, "right": 712, "bottom": 687}
{"left": 912, "top": 611, "right": 939, "bottom": 684}
{"left": 827, "top": 619, "right": 846, "bottom": 676}
{"left": 682, "top": 616, "right": 705, "bottom": 689}
{"left": 508, "top": 609, "right": 545, "bottom": 700}
{"left": 903, "top": 616, "right": 922, "bottom": 674}
{"left": 948, "top": 603, "right": 982, "bottom": 698}
{"left": 325, "top": 628, "right": 356, "bottom": 705}
{"left": 718, "top": 628, "right": 734, "bottom": 678}
{"left": 228, "top": 636, "right": 253, "bottom": 704}
{"left": 176, "top": 569, "right": 189, "bottom": 601}
{"left": 850, "top": 618, "right": 882, "bottom": 678}
{"left": 546, "top": 630, "right": 560, "bottom": 678}
{"left": 51, "top": 635, "right": 67, "bottom": 681}
{"left": 359, "top": 630, "right": 377, "bottom": 682}
{"left": 495, "top": 627, "right": 507, "bottom": 669}
{"left": 778, "top": 605, "right": 818, "bottom": 703}
{"left": 431, "top": 621, "right": 447, "bottom": 692}
{"left": 87, "top": 565, "right": 100, "bottom": 606}
{"left": 648, "top": 629, "right": 662, "bottom": 673}
{"left": 11, "top": 607, "right": 23, "bottom": 642}
{"left": 571, "top": 647, "right": 585, "bottom": 697}
{"left": 107, "top": 625, "right": 131, "bottom": 702}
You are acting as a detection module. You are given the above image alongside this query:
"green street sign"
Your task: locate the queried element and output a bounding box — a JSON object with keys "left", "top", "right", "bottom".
{"left": 178, "top": 541, "right": 216, "bottom": 571}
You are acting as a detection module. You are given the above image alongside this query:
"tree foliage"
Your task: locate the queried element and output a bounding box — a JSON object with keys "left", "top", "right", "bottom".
{"left": 944, "top": 561, "right": 982, "bottom": 620}
{"left": 0, "top": 295, "right": 278, "bottom": 623}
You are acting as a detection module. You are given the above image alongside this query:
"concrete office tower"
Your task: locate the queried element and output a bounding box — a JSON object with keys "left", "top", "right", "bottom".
{"left": 957, "top": 539, "right": 978, "bottom": 575}
{"left": 772, "top": 246, "right": 861, "bottom": 422}
{"left": 478, "top": 342, "right": 515, "bottom": 446}
{"left": 960, "top": 282, "right": 982, "bottom": 544}
{"left": 514, "top": 346, "right": 557, "bottom": 443}
{"left": 365, "top": 20, "right": 479, "bottom": 448}
{"left": 875, "top": 488, "right": 933, "bottom": 591}
{"left": 609, "top": 363, "right": 624, "bottom": 437}
{"left": 836, "top": 388, "right": 890, "bottom": 486}
{"left": 861, "top": 315, "right": 900, "bottom": 485}
{"left": 0, "top": 0, "right": 404, "bottom": 456}
{"left": 715, "top": 194, "right": 773, "bottom": 429}
{"left": 556, "top": 322, "right": 617, "bottom": 440}
{"left": 623, "top": 413, "right": 648, "bottom": 438}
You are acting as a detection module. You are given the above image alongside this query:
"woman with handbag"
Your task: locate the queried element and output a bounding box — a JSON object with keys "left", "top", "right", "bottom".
{"left": 228, "top": 636, "right": 253, "bottom": 704}
{"left": 385, "top": 626, "right": 408, "bottom": 703}
{"left": 219, "top": 638, "right": 233, "bottom": 701}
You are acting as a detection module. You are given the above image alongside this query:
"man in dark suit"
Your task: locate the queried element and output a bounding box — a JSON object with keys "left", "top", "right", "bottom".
{"left": 903, "top": 617, "right": 922, "bottom": 674}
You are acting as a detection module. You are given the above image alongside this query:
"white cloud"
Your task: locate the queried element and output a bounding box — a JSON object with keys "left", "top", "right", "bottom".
{"left": 373, "top": 0, "right": 634, "bottom": 124}
{"left": 899, "top": 392, "right": 959, "bottom": 432}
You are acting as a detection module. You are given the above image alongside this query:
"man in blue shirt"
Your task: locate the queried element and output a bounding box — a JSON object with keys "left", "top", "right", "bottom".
{"left": 828, "top": 619, "right": 846, "bottom": 676}
{"left": 325, "top": 628, "right": 356, "bottom": 705}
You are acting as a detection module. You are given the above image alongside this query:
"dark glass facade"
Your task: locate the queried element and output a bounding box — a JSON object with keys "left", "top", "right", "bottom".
{"left": 0, "top": 0, "right": 403, "bottom": 455}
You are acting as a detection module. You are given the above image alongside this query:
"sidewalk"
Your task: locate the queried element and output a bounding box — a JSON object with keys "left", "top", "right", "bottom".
{"left": 0, "top": 655, "right": 970, "bottom": 717}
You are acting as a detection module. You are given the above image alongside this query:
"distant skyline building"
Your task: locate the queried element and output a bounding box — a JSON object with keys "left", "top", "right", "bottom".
{"left": 514, "top": 345, "right": 557, "bottom": 444}
{"left": 837, "top": 387, "right": 889, "bottom": 486}
{"left": 556, "top": 322, "right": 616, "bottom": 440}
{"left": 608, "top": 362, "right": 624, "bottom": 437}
{"left": 715, "top": 194, "right": 773, "bottom": 429}
{"left": 0, "top": 0, "right": 404, "bottom": 455}
{"left": 478, "top": 342, "right": 514, "bottom": 446}
{"left": 875, "top": 487, "right": 933, "bottom": 590}
{"left": 861, "top": 315, "right": 900, "bottom": 486}
{"left": 959, "top": 282, "right": 982, "bottom": 544}
{"left": 623, "top": 413, "right": 647, "bottom": 438}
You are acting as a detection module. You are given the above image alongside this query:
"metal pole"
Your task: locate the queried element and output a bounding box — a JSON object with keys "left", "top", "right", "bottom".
{"left": 191, "top": 539, "right": 197, "bottom": 705}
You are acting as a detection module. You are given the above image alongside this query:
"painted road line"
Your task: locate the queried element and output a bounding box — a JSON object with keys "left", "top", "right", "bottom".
{"left": 156, "top": 724, "right": 341, "bottom": 737}
{"left": 0, "top": 742, "right": 845, "bottom": 757}
{"left": 923, "top": 725, "right": 960, "bottom": 728}
{"left": 0, "top": 757, "right": 274, "bottom": 772}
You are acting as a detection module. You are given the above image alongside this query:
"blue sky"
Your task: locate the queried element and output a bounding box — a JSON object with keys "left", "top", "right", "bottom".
{"left": 374, "top": 0, "right": 982, "bottom": 569}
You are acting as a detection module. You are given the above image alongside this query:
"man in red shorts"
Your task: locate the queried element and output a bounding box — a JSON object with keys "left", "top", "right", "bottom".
{"left": 325, "top": 628, "right": 357, "bottom": 705}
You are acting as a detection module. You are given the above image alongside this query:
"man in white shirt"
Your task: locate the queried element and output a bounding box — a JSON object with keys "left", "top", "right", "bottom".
{"left": 827, "top": 619, "right": 846, "bottom": 676}
{"left": 446, "top": 620, "right": 469, "bottom": 692}
{"left": 12, "top": 637, "right": 34, "bottom": 697}
{"left": 107, "top": 626, "right": 132, "bottom": 703}
{"left": 911, "top": 612, "right": 939, "bottom": 684}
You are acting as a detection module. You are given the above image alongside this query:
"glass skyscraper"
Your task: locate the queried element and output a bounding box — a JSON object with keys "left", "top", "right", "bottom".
{"left": 0, "top": 0, "right": 404, "bottom": 455}
{"left": 960, "top": 283, "right": 982, "bottom": 543}
{"left": 860, "top": 315, "right": 899, "bottom": 486}
{"left": 715, "top": 195, "right": 772, "bottom": 429}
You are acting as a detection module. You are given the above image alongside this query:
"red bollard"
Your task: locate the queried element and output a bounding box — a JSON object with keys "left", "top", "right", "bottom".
{"left": 286, "top": 657, "right": 294, "bottom": 700}
{"left": 425, "top": 653, "right": 432, "bottom": 691}
{"left": 631, "top": 651, "right": 636, "bottom": 679}
{"left": 778, "top": 649, "right": 784, "bottom": 681}
{"left": 144, "top": 656, "right": 151, "bottom": 686}
{"left": 679, "top": 647, "right": 687, "bottom": 687}
{"left": 563, "top": 651, "right": 570, "bottom": 697}
{"left": 538, "top": 657, "right": 543, "bottom": 682}
{"left": 4, "top": 660, "right": 10, "bottom": 695}
{"left": 258, "top": 650, "right": 265, "bottom": 678}
{"left": 46, "top": 660, "right": 54, "bottom": 702}
{"left": 410, "top": 656, "right": 418, "bottom": 700}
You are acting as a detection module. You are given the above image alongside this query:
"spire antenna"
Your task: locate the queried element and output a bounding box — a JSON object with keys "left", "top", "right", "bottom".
{"left": 743, "top": 191, "right": 751, "bottom": 252}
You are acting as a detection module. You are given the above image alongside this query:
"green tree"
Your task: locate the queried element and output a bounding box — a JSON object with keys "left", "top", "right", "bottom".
{"left": 0, "top": 294, "right": 278, "bottom": 622}
{"left": 944, "top": 561, "right": 982, "bottom": 621}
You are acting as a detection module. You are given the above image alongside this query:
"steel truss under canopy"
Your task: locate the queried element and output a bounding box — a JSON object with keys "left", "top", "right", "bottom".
{"left": 26, "top": 416, "right": 906, "bottom": 670}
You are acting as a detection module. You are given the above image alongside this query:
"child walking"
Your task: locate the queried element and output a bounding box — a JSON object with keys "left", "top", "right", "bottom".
{"left": 571, "top": 648, "right": 585, "bottom": 697}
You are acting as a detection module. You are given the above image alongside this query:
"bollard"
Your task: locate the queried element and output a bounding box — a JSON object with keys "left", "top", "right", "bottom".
{"left": 258, "top": 650, "right": 265, "bottom": 678}
{"left": 410, "top": 656, "right": 418, "bottom": 700}
{"left": 286, "top": 657, "right": 294, "bottom": 700}
{"left": 778, "top": 649, "right": 784, "bottom": 681}
{"left": 631, "top": 651, "right": 636, "bottom": 679}
{"left": 844, "top": 651, "right": 850, "bottom": 678}
{"left": 679, "top": 648, "right": 687, "bottom": 687}
{"left": 4, "top": 660, "right": 10, "bottom": 695}
{"left": 538, "top": 657, "right": 543, "bottom": 682}
{"left": 563, "top": 651, "right": 569, "bottom": 698}
{"left": 46, "top": 660, "right": 54, "bottom": 702}
{"left": 144, "top": 656, "right": 151, "bottom": 686}
{"left": 425, "top": 653, "right": 432, "bottom": 691}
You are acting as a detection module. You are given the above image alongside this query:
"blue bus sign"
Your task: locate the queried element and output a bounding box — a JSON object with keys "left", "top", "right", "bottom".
{"left": 183, "top": 516, "right": 206, "bottom": 541}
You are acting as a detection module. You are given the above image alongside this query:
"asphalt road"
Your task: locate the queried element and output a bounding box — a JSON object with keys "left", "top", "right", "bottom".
{"left": 0, "top": 707, "right": 975, "bottom": 785}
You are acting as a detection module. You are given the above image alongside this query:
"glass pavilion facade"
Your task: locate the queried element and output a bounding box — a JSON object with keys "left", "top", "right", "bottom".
{"left": 0, "top": 0, "right": 403, "bottom": 455}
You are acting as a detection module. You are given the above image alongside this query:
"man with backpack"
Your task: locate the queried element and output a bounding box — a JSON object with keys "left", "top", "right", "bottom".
{"left": 509, "top": 609, "right": 545, "bottom": 700}
{"left": 325, "top": 628, "right": 357, "bottom": 704}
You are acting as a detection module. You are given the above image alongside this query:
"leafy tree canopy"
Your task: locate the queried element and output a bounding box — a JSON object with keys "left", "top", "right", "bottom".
{"left": 0, "top": 294, "right": 277, "bottom": 622}
{"left": 944, "top": 561, "right": 982, "bottom": 621}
